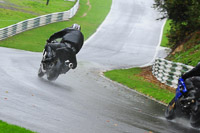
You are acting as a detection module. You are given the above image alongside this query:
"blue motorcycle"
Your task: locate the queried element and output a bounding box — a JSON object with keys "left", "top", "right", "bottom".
{"left": 165, "top": 78, "right": 200, "bottom": 127}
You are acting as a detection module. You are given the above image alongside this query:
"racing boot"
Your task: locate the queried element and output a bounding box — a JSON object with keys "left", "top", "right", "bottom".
{"left": 65, "top": 60, "right": 74, "bottom": 69}
{"left": 42, "top": 46, "right": 53, "bottom": 63}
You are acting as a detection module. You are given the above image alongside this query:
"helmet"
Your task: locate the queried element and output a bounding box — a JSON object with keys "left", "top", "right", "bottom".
{"left": 71, "top": 23, "right": 81, "bottom": 31}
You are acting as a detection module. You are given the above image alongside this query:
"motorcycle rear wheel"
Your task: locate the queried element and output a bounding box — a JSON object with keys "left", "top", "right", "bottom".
{"left": 190, "top": 108, "right": 200, "bottom": 128}
{"left": 165, "top": 97, "right": 176, "bottom": 120}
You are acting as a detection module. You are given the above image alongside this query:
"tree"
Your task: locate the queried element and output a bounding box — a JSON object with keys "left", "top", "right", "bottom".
{"left": 153, "top": 0, "right": 200, "bottom": 49}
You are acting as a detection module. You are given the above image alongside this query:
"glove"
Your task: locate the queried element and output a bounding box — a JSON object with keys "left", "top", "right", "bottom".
{"left": 46, "top": 39, "right": 51, "bottom": 43}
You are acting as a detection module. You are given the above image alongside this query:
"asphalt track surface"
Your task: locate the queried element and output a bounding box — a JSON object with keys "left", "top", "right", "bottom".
{"left": 0, "top": 0, "right": 200, "bottom": 133}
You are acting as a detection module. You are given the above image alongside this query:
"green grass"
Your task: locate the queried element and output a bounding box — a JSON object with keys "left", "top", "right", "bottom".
{"left": 160, "top": 20, "right": 200, "bottom": 66}
{"left": 5, "top": 0, "right": 75, "bottom": 14}
{"left": 0, "top": 0, "right": 75, "bottom": 28}
{"left": 168, "top": 45, "right": 200, "bottom": 66}
{"left": 160, "top": 19, "right": 171, "bottom": 47}
{"left": 0, "top": 0, "right": 112, "bottom": 52}
{"left": 0, "top": 8, "right": 36, "bottom": 28}
{"left": 0, "top": 120, "right": 35, "bottom": 133}
{"left": 104, "top": 68, "right": 174, "bottom": 104}
{"left": 167, "top": 31, "right": 200, "bottom": 66}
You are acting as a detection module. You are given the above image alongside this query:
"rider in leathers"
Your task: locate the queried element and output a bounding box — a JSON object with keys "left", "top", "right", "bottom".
{"left": 43, "top": 23, "right": 84, "bottom": 69}
{"left": 182, "top": 63, "right": 200, "bottom": 97}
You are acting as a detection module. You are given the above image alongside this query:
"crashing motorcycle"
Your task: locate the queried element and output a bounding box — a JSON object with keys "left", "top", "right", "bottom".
{"left": 38, "top": 41, "right": 73, "bottom": 81}
{"left": 165, "top": 78, "right": 200, "bottom": 127}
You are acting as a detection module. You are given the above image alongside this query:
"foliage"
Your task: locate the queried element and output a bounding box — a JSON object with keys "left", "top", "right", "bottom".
{"left": 167, "top": 31, "right": 200, "bottom": 66}
{"left": 160, "top": 19, "right": 171, "bottom": 47}
{"left": 153, "top": 0, "right": 200, "bottom": 49}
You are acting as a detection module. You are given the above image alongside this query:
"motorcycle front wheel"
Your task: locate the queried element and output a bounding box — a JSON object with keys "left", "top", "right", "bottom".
{"left": 47, "top": 70, "right": 59, "bottom": 81}
{"left": 165, "top": 97, "right": 176, "bottom": 120}
{"left": 38, "top": 65, "right": 45, "bottom": 78}
{"left": 46, "top": 60, "right": 61, "bottom": 81}
{"left": 190, "top": 107, "right": 200, "bottom": 128}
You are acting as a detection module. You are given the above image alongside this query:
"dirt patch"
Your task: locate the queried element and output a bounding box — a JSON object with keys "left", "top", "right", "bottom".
{"left": 171, "top": 44, "right": 183, "bottom": 55}
{"left": 138, "top": 66, "right": 176, "bottom": 93}
{"left": 81, "top": 0, "right": 91, "bottom": 17}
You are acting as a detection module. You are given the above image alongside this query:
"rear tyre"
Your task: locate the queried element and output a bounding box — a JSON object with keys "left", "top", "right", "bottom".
{"left": 190, "top": 108, "right": 200, "bottom": 128}
{"left": 165, "top": 97, "right": 176, "bottom": 120}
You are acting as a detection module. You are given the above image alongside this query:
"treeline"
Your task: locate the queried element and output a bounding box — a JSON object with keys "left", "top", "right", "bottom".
{"left": 153, "top": 0, "right": 200, "bottom": 50}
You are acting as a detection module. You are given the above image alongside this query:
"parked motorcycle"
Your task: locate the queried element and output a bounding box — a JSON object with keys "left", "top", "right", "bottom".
{"left": 165, "top": 78, "right": 200, "bottom": 127}
{"left": 38, "top": 41, "right": 73, "bottom": 81}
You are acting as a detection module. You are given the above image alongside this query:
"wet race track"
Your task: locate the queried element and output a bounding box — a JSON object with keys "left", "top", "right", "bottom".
{"left": 0, "top": 0, "right": 200, "bottom": 133}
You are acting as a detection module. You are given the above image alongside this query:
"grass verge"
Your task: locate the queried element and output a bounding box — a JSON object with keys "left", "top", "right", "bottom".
{"left": 160, "top": 19, "right": 200, "bottom": 66}
{"left": 0, "top": 0, "right": 112, "bottom": 52}
{"left": 0, "top": 0, "right": 75, "bottom": 28}
{"left": 160, "top": 19, "right": 171, "bottom": 47}
{"left": 167, "top": 31, "right": 200, "bottom": 66}
{"left": 104, "top": 67, "right": 175, "bottom": 104}
{"left": 0, "top": 120, "right": 35, "bottom": 133}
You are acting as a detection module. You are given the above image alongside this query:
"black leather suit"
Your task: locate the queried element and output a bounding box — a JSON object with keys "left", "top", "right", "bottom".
{"left": 45, "top": 27, "right": 84, "bottom": 69}
{"left": 182, "top": 63, "right": 200, "bottom": 91}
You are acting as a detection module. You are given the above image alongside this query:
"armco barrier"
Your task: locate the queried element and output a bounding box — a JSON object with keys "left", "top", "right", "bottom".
{"left": 0, "top": 0, "right": 79, "bottom": 40}
{"left": 152, "top": 58, "right": 194, "bottom": 88}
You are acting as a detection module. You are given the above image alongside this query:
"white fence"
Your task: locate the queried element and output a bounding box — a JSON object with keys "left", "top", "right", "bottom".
{"left": 152, "top": 58, "right": 194, "bottom": 88}
{"left": 0, "top": 0, "right": 79, "bottom": 40}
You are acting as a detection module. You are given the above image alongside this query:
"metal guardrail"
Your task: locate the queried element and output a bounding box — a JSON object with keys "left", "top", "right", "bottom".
{"left": 152, "top": 58, "right": 194, "bottom": 88}
{"left": 0, "top": 0, "right": 79, "bottom": 40}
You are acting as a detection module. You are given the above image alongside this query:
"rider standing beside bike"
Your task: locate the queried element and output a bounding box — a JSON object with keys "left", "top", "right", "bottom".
{"left": 44, "top": 23, "right": 84, "bottom": 69}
